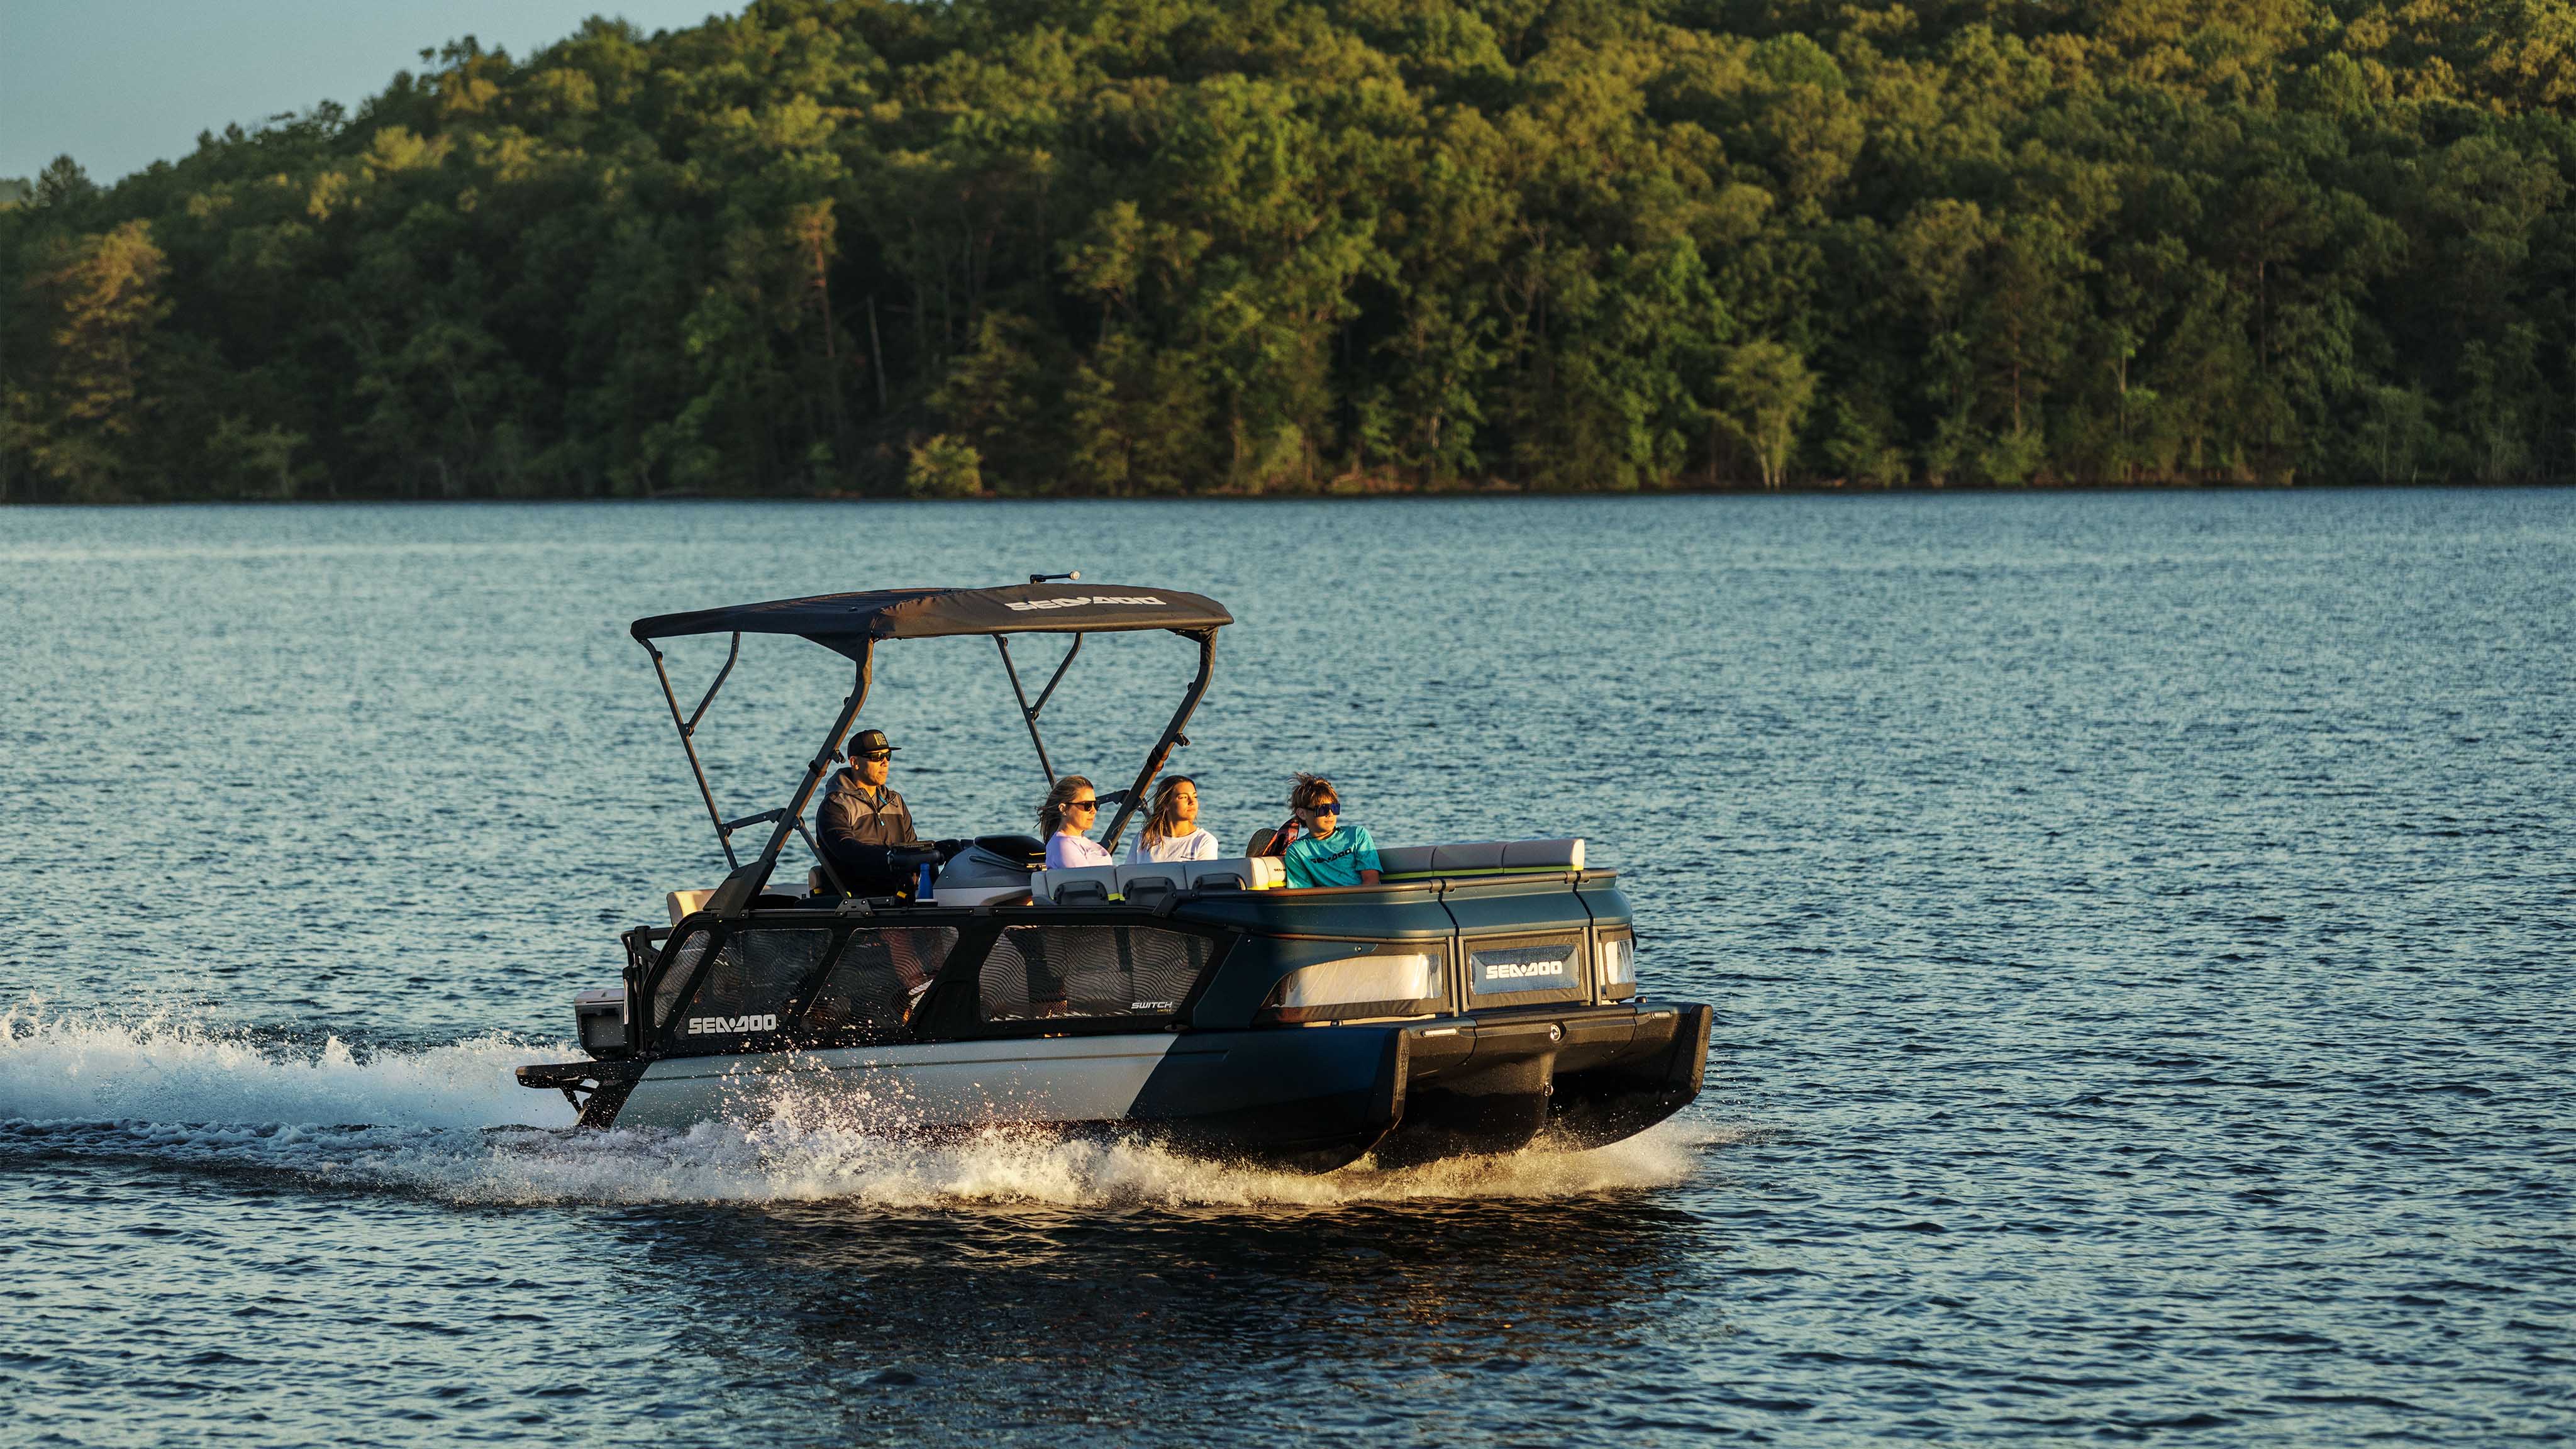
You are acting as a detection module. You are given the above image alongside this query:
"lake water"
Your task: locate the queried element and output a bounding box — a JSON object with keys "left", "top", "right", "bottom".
{"left": 2, "top": 491, "right": 2570, "bottom": 1446}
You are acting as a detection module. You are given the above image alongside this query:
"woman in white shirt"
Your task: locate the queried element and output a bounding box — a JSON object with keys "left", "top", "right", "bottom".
{"left": 1040, "top": 775, "right": 1114, "bottom": 869}
{"left": 1128, "top": 775, "right": 1219, "bottom": 863}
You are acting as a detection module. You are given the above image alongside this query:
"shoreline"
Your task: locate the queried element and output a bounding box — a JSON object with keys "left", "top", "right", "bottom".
{"left": 6, "top": 477, "right": 2569, "bottom": 507}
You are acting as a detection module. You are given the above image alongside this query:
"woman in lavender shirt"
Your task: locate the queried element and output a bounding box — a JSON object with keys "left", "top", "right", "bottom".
{"left": 1040, "top": 775, "right": 1113, "bottom": 869}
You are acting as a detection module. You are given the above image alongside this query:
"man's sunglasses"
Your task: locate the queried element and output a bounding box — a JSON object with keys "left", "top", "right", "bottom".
{"left": 854, "top": 751, "right": 892, "bottom": 762}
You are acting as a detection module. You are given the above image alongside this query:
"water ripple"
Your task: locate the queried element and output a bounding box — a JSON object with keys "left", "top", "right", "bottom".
{"left": 3, "top": 491, "right": 2572, "bottom": 1445}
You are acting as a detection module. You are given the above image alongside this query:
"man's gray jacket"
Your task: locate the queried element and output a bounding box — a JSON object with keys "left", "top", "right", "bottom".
{"left": 816, "top": 768, "right": 919, "bottom": 894}
{"left": 818, "top": 768, "right": 918, "bottom": 850}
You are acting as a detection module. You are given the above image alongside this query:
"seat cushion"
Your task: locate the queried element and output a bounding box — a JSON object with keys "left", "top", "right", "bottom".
{"left": 1377, "top": 838, "right": 1585, "bottom": 877}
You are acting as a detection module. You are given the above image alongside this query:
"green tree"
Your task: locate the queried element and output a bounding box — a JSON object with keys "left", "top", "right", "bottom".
{"left": 8, "top": 0, "right": 2576, "bottom": 499}
{"left": 1712, "top": 338, "right": 1816, "bottom": 488}
{"left": 8, "top": 219, "right": 168, "bottom": 499}
{"left": 905, "top": 433, "right": 984, "bottom": 496}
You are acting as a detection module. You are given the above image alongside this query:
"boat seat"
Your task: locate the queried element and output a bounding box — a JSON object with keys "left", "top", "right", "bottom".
{"left": 1035, "top": 864, "right": 1121, "bottom": 903}
{"left": 974, "top": 833, "right": 1046, "bottom": 869}
{"left": 1202, "top": 856, "right": 1282, "bottom": 890}
{"left": 1032, "top": 856, "right": 1283, "bottom": 904}
{"left": 1128, "top": 856, "right": 1283, "bottom": 893}
{"left": 1377, "top": 838, "right": 1586, "bottom": 877}
{"left": 666, "top": 888, "right": 716, "bottom": 924}
{"left": 1119, "top": 864, "right": 1187, "bottom": 899}
{"left": 1167, "top": 856, "right": 1280, "bottom": 892}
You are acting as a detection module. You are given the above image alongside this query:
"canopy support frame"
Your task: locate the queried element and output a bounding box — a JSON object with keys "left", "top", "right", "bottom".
{"left": 646, "top": 632, "right": 744, "bottom": 870}
{"left": 994, "top": 633, "right": 1082, "bottom": 786}
{"left": 638, "top": 589, "right": 1227, "bottom": 908}
{"left": 709, "top": 647, "right": 874, "bottom": 916}
{"left": 1099, "top": 628, "right": 1219, "bottom": 856}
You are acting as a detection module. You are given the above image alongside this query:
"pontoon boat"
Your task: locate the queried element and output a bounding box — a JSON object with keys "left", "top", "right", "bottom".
{"left": 517, "top": 581, "right": 1709, "bottom": 1170}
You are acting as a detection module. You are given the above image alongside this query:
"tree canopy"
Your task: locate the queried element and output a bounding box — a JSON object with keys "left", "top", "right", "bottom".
{"left": 6, "top": 0, "right": 2576, "bottom": 500}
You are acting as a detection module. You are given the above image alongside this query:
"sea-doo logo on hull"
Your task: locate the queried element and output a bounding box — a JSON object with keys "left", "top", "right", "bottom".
{"left": 1470, "top": 943, "right": 1579, "bottom": 990}
{"left": 1005, "top": 595, "right": 1167, "bottom": 612}
{"left": 686, "top": 1014, "right": 779, "bottom": 1035}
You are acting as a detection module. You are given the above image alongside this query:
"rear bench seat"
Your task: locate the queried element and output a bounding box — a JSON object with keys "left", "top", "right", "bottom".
{"left": 1377, "top": 838, "right": 1585, "bottom": 877}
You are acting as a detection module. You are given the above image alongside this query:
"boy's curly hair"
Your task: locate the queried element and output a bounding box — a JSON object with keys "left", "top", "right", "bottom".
{"left": 1288, "top": 772, "right": 1339, "bottom": 811}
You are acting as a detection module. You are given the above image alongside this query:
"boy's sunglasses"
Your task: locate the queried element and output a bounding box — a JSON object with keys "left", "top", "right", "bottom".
{"left": 1306, "top": 802, "right": 1340, "bottom": 815}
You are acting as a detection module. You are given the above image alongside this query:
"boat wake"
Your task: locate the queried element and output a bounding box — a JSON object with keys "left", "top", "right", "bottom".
{"left": 0, "top": 1003, "right": 1716, "bottom": 1210}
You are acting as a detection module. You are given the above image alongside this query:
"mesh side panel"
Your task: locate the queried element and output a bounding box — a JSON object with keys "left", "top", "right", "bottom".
{"left": 1051, "top": 928, "right": 1131, "bottom": 1016}
{"left": 684, "top": 929, "right": 832, "bottom": 1030}
{"left": 653, "top": 931, "right": 713, "bottom": 1035}
{"left": 1123, "top": 930, "right": 1212, "bottom": 1014}
{"left": 802, "top": 926, "right": 959, "bottom": 1037}
{"left": 980, "top": 930, "right": 1045, "bottom": 1021}
{"left": 980, "top": 926, "right": 1213, "bottom": 1022}
{"left": 980, "top": 928, "right": 1071, "bottom": 1021}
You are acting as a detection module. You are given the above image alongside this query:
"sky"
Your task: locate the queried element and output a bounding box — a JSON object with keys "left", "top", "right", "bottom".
{"left": 1, "top": 0, "right": 741, "bottom": 184}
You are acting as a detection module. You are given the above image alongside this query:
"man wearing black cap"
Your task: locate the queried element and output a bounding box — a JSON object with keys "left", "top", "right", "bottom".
{"left": 816, "top": 728, "right": 926, "bottom": 897}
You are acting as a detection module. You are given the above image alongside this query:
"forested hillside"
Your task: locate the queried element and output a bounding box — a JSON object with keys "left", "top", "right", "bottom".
{"left": 6, "top": 0, "right": 2575, "bottom": 500}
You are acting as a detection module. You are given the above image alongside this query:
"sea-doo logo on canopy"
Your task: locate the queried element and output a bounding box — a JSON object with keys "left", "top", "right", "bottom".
{"left": 1005, "top": 595, "right": 1167, "bottom": 612}
{"left": 686, "top": 1014, "right": 778, "bottom": 1035}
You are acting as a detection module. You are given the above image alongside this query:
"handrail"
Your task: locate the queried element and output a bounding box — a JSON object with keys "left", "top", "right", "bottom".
{"left": 794, "top": 818, "right": 853, "bottom": 897}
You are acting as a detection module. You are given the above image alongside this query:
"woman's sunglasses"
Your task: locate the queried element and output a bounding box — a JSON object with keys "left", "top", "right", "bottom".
{"left": 1069, "top": 799, "right": 1099, "bottom": 811}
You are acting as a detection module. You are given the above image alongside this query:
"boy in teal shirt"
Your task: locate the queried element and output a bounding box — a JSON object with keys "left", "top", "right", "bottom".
{"left": 1279, "top": 774, "right": 1382, "bottom": 887}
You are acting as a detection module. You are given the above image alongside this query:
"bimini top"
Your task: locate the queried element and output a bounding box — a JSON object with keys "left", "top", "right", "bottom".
{"left": 632, "top": 582, "right": 1231, "bottom": 657}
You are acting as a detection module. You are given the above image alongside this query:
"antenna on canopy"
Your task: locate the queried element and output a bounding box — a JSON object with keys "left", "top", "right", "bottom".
{"left": 1030, "top": 570, "right": 1080, "bottom": 584}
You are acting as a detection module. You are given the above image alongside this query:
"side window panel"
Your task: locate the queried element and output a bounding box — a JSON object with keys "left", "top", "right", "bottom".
{"left": 980, "top": 926, "right": 1213, "bottom": 1023}
{"left": 801, "top": 926, "right": 960, "bottom": 1039}
{"left": 675, "top": 930, "right": 831, "bottom": 1044}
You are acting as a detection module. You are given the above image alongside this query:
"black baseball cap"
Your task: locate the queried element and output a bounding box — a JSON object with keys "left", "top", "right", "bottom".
{"left": 845, "top": 728, "right": 899, "bottom": 757}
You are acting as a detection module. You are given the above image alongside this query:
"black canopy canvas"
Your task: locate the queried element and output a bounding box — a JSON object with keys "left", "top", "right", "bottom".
{"left": 633, "top": 582, "right": 1231, "bottom": 658}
